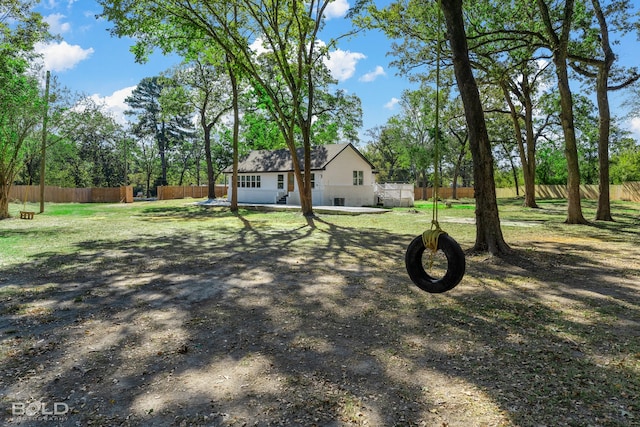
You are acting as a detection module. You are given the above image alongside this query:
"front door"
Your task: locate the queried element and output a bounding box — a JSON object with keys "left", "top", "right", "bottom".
{"left": 287, "top": 172, "right": 295, "bottom": 192}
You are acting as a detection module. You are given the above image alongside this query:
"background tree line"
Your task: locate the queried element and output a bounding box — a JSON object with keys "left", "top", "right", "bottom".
{"left": 3, "top": 0, "right": 640, "bottom": 254}
{"left": 9, "top": 61, "right": 361, "bottom": 200}
{"left": 357, "top": 0, "right": 640, "bottom": 225}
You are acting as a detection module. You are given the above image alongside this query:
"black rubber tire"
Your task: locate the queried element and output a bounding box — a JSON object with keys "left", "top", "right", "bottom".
{"left": 405, "top": 233, "right": 465, "bottom": 293}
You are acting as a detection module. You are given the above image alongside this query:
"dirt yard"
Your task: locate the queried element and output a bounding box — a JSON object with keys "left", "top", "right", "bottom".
{"left": 1, "top": 201, "right": 639, "bottom": 426}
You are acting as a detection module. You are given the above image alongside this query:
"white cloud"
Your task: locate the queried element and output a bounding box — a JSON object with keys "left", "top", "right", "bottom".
{"left": 44, "top": 13, "right": 71, "bottom": 35}
{"left": 249, "top": 37, "right": 270, "bottom": 56}
{"left": 324, "top": 49, "right": 366, "bottom": 82}
{"left": 90, "top": 86, "right": 136, "bottom": 125}
{"left": 248, "top": 38, "right": 364, "bottom": 83}
{"left": 34, "top": 41, "right": 94, "bottom": 72}
{"left": 359, "top": 65, "right": 386, "bottom": 82}
{"left": 629, "top": 117, "right": 640, "bottom": 139}
{"left": 324, "top": 0, "right": 349, "bottom": 20}
{"left": 384, "top": 97, "right": 400, "bottom": 110}
{"left": 42, "top": 0, "right": 58, "bottom": 9}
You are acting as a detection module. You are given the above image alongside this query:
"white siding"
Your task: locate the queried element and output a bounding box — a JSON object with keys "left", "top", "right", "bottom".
{"left": 231, "top": 172, "right": 287, "bottom": 204}
{"left": 321, "top": 146, "right": 375, "bottom": 206}
{"left": 227, "top": 145, "right": 376, "bottom": 207}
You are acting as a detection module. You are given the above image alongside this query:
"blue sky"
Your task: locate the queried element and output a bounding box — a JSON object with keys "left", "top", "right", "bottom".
{"left": 32, "top": 0, "right": 640, "bottom": 142}
{"left": 32, "top": 0, "right": 410, "bottom": 143}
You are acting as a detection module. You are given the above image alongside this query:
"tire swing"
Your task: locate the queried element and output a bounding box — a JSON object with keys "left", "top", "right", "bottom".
{"left": 405, "top": 223, "right": 465, "bottom": 293}
{"left": 404, "top": 4, "right": 465, "bottom": 293}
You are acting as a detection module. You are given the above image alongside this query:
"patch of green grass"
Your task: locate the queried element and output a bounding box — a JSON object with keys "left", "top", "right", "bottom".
{"left": 3, "top": 197, "right": 638, "bottom": 267}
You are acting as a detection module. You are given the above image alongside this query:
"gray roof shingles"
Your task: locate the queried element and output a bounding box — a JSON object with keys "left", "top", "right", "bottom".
{"left": 225, "top": 143, "right": 372, "bottom": 173}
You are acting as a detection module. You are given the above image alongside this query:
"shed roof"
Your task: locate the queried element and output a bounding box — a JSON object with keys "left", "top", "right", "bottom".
{"left": 224, "top": 143, "right": 374, "bottom": 173}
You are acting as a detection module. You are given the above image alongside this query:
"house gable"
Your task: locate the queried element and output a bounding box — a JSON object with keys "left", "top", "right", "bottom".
{"left": 225, "top": 143, "right": 373, "bottom": 174}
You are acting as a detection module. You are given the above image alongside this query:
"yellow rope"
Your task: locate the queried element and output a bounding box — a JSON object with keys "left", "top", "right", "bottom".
{"left": 421, "top": 1, "right": 446, "bottom": 272}
{"left": 431, "top": 0, "right": 443, "bottom": 231}
{"left": 422, "top": 220, "right": 447, "bottom": 269}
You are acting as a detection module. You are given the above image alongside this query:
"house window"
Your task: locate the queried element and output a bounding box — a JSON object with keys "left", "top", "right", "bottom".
{"left": 277, "top": 174, "right": 284, "bottom": 189}
{"left": 239, "top": 175, "right": 260, "bottom": 188}
{"left": 353, "top": 170, "right": 364, "bottom": 186}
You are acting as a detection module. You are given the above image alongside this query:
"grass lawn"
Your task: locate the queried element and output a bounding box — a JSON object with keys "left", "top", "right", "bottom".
{"left": 1, "top": 198, "right": 639, "bottom": 426}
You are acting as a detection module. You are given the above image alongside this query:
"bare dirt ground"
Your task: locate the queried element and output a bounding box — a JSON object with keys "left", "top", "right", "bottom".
{"left": 1, "top": 207, "right": 639, "bottom": 426}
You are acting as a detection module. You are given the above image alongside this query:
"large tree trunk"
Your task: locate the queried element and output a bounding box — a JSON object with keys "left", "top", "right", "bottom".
{"left": 536, "top": 0, "right": 587, "bottom": 224}
{"left": 592, "top": 0, "right": 614, "bottom": 221}
{"left": 449, "top": 127, "right": 467, "bottom": 200}
{"left": 440, "top": 0, "right": 510, "bottom": 254}
{"left": 595, "top": 64, "right": 613, "bottom": 221}
{"left": 501, "top": 79, "right": 538, "bottom": 208}
{"left": 522, "top": 89, "right": 538, "bottom": 208}
{"left": 203, "top": 122, "right": 216, "bottom": 200}
{"left": 159, "top": 122, "right": 168, "bottom": 186}
{"left": 229, "top": 61, "right": 239, "bottom": 212}
{"left": 0, "top": 183, "right": 10, "bottom": 220}
{"left": 288, "top": 130, "right": 314, "bottom": 217}
{"left": 300, "top": 139, "right": 314, "bottom": 217}
{"left": 556, "top": 61, "right": 587, "bottom": 224}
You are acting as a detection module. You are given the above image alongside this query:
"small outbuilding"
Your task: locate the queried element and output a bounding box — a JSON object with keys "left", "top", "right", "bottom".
{"left": 223, "top": 143, "right": 377, "bottom": 207}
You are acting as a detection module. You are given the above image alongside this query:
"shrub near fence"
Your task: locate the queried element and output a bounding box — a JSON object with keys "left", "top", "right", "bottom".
{"left": 157, "top": 185, "right": 228, "bottom": 200}
{"left": 9, "top": 185, "right": 133, "bottom": 203}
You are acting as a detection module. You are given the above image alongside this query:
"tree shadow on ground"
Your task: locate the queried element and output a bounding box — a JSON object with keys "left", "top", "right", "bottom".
{"left": 1, "top": 210, "right": 638, "bottom": 426}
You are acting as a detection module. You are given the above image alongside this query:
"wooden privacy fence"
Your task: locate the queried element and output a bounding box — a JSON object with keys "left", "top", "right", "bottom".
{"left": 157, "top": 185, "right": 228, "bottom": 200}
{"left": 9, "top": 185, "right": 133, "bottom": 203}
{"left": 494, "top": 182, "right": 640, "bottom": 202}
{"left": 415, "top": 182, "right": 640, "bottom": 202}
{"left": 414, "top": 186, "right": 475, "bottom": 200}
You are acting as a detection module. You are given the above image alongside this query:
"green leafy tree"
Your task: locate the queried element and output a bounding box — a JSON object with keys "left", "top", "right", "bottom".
{"left": 445, "top": 109, "right": 471, "bottom": 198}
{"left": 363, "top": 125, "right": 412, "bottom": 184}
{"left": 397, "top": 87, "right": 438, "bottom": 199}
{"left": 0, "top": 1, "right": 50, "bottom": 219}
{"left": 131, "top": 135, "right": 160, "bottom": 197}
{"left": 125, "top": 76, "right": 195, "bottom": 188}
{"left": 568, "top": 0, "right": 640, "bottom": 220}
{"left": 165, "top": 59, "right": 233, "bottom": 198}
{"left": 311, "top": 89, "right": 363, "bottom": 146}
{"left": 610, "top": 143, "right": 640, "bottom": 183}
{"left": 536, "top": 139, "right": 569, "bottom": 185}
{"left": 60, "top": 99, "right": 128, "bottom": 187}
{"left": 99, "top": 0, "right": 357, "bottom": 217}
{"left": 242, "top": 109, "right": 286, "bottom": 151}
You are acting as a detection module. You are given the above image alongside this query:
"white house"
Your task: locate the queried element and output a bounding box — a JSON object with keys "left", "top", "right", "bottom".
{"left": 223, "top": 143, "right": 377, "bottom": 207}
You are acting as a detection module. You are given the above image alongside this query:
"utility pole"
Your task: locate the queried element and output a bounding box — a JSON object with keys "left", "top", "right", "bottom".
{"left": 39, "top": 70, "right": 50, "bottom": 214}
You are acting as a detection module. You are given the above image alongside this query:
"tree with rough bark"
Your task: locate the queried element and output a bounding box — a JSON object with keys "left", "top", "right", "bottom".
{"left": 440, "top": 0, "right": 510, "bottom": 254}
{"left": 534, "top": 0, "right": 588, "bottom": 224}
